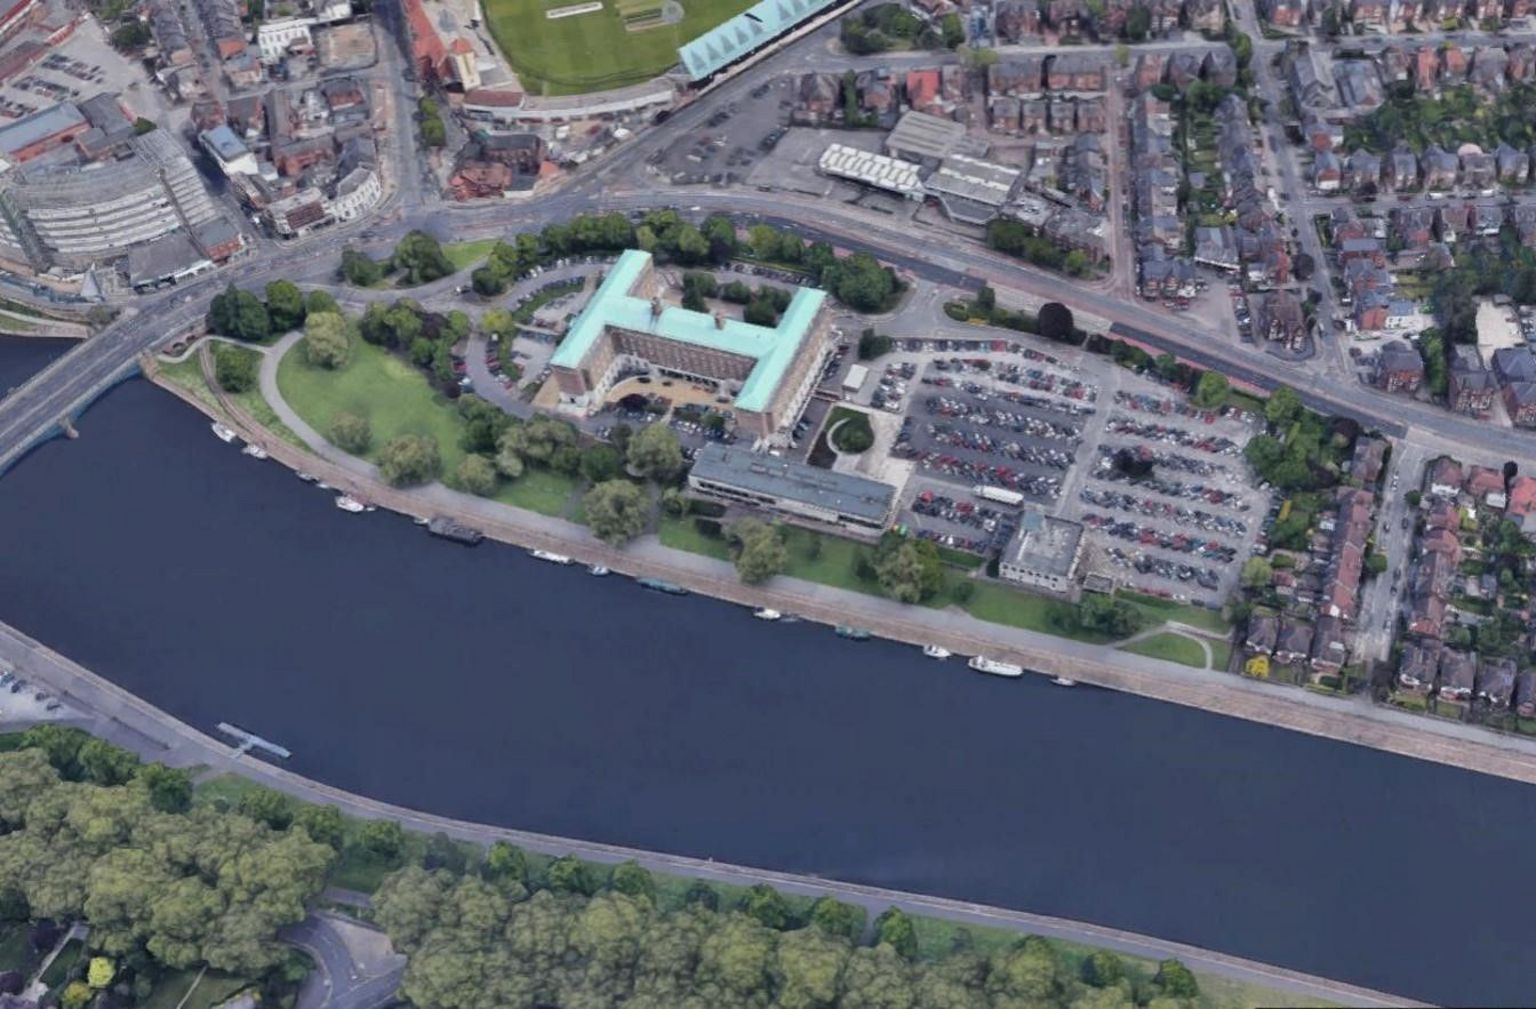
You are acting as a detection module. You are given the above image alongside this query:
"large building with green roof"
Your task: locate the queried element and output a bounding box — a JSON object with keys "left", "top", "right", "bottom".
{"left": 549, "top": 249, "right": 831, "bottom": 444}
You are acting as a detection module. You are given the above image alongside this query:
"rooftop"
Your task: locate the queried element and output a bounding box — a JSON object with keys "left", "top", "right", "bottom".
{"left": 201, "top": 124, "right": 250, "bottom": 162}
{"left": 0, "top": 102, "right": 85, "bottom": 157}
{"left": 886, "top": 110, "right": 966, "bottom": 161}
{"left": 818, "top": 143, "right": 923, "bottom": 196}
{"left": 551, "top": 249, "right": 825, "bottom": 414}
{"left": 1005, "top": 510, "right": 1082, "bottom": 578}
{"left": 678, "top": 0, "right": 841, "bottom": 81}
{"left": 689, "top": 442, "right": 896, "bottom": 524}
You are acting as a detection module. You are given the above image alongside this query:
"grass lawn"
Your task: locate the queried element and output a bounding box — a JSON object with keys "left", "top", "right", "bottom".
{"left": 484, "top": 0, "right": 756, "bottom": 94}
{"left": 494, "top": 466, "right": 581, "bottom": 516}
{"left": 826, "top": 405, "right": 874, "bottom": 454}
{"left": 141, "top": 970, "right": 250, "bottom": 1009}
{"left": 1208, "top": 638, "right": 1233, "bottom": 671}
{"left": 0, "top": 924, "right": 35, "bottom": 974}
{"left": 1119, "top": 589, "right": 1230, "bottom": 633}
{"left": 443, "top": 239, "right": 499, "bottom": 272}
{"left": 157, "top": 354, "right": 220, "bottom": 410}
{"left": 277, "top": 338, "right": 471, "bottom": 477}
{"left": 1120, "top": 631, "right": 1209, "bottom": 668}
{"left": 960, "top": 582, "right": 1101, "bottom": 641}
{"left": 0, "top": 312, "right": 36, "bottom": 334}
{"left": 40, "top": 938, "right": 82, "bottom": 987}
{"left": 659, "top": 514, "right": 732, "bottom": 560}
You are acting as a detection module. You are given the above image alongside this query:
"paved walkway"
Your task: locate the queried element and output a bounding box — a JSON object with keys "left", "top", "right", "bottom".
{"left": 241, "top": 350, "right": 1536, "bottom": 786}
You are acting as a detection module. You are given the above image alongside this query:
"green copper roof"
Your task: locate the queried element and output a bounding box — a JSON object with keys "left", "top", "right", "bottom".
{"left": 551, "top": 249, "right": 824, "bottom": 415}
{"left": 677, "top": 0, "right": 843, "bottom": 81}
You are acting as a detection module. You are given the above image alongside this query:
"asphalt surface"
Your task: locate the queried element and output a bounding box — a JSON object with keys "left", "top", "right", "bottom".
{"left": 282, "top": 914, "right": 404, "bottom": 1009}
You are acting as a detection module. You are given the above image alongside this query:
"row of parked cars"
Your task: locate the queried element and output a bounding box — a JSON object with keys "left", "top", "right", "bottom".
{"left": 0, "top": 667, "right": 61, "bottom": 712}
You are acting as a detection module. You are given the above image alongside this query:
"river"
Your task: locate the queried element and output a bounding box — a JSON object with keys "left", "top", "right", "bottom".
{"left": 0, "top": 366, "right": 1528, "bottom": 1006}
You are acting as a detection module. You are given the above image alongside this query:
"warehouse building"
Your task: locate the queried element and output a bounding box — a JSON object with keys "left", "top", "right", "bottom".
{"left": 818, "top": 143, "right": 923, "bottom": 198}
{"left": 0, "top": 102, "right": 88, "bottom": 165}
{"left": 550, "top": 249, "right": 831, "bottom": 444}
{"left": 923, "top": 154, "right": 1021, "bottom": 225}
{"left": 998, "top": 511, "right": 1083, "bottom": 593}
{"left": 687, "top": 442, "right": 896, "bottom": 533}
{"left": 884, "top": 110, "right": 967, "bottom": 163}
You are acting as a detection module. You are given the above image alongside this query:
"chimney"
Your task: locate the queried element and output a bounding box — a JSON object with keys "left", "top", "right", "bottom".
{"left": 713, "top": 310, "right": 725, "bottom": 330}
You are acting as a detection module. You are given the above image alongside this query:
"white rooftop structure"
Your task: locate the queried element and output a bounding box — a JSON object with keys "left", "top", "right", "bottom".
{"left": 817, "top": 143, "right": 922, "bottom": 198}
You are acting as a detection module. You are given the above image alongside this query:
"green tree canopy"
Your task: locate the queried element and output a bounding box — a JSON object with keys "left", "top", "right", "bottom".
{"left": 330, "top": 412, "right": 373, "bottom": 455}
{"left": 583, "top": 480, "right": 651, "bottom": 547}
{"left": 303, "top": 311, "right": 353, "bottom": 369}
{"left": 728, "top": 519, "right": 788, "bottom": 584}
{"left": 379, "top": 434, "right": 442, "bottom": 487}
{"left": 265, "top": 280, "right": 307, "bottom": 333}
{"left": 626, "top": 423, "right": 684, "bottom": 482}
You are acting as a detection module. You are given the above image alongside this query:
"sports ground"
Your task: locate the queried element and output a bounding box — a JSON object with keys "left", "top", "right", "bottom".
{"left": 486, "top": 0, "right": 756, "bottom": 95}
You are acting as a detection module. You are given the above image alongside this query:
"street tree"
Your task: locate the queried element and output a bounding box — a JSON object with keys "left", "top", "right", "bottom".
{"left": 330, "top": 412, "right": 373, "bottom": 454}
{"left": 1037, "top": 302, "right": 1074, "bottom": 343}
{"left": 626, "top": 423, "right": 683, "bottom": 481}
{"left": 873, "top": 908, "right": 918, "bottom": 960}
{"left": 579, "top": 444, "right": 624, "bottom": 484}
{"left": 379, "top": 434, "right": 442, "bottom": 487}
{"left": 1265, "top": 385, "right": 1303, "bottom": 428}
{"left": 391, "top": 231, "right": 452, "bottom": 286}
{"left": 265, "top": 280, "right": 307, "bottom": 333}
{"left": 1193, "top": 371, "right": 1230, "bottom": 409}
{"left": 583, "top": 480, "right": 651, "bottom": 547}
{"left": 340, "top": 248, "right": 384, "bottom": 287}
{"left": 874, "top": 538, "right": 944, "bottom": 603}
{"left": 303, "top": 312, "right": 353, "bottom": 369}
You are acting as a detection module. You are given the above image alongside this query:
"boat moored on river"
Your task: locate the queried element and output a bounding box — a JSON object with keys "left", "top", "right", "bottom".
{"left": 334, "top": 495, "right": 366, "bottom": 513}
{"left": 1052, "top": 677, "right": 1077, "bottom": 687}
{"left": 241, "top": 443, "right": 268, "bottom": 460}
{"left": 968, "top": 656, "right": 1023, "bottom": 677}
{"left": 637, "top": 577, "right": 688, "bottom": 595}
{"left": 923, "top": 645, "right": 952, "bottom": 659}
{"left": 210, "top": 422, "right": 236, "bottom": 444}
{"left": 530, "top": 549, "right": 573, "bottom": 565}
{"left": 835, "top": 625, "right": 871, "bottom": 641}
{"left": 589, "top": 565, "right": 610, "bottom": 576}
{"left": 753, "top": 608, "right": 782, "bottom": 621}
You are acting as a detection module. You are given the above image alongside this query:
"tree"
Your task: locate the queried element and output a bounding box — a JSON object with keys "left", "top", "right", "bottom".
{"left": 1124, "top": 3, "right": 1150, "bottom": 38}
{"left": 137, "top": 764, "right": 192, "bottom": 814}
{"left": 939, "top": 10, "right": 965, "bottom": 46}
{"left": 236, "top": 786, "right": 293, "bottom": 831}
{"left": 1037, "top": 302, "right": 1075, "bottom": 342}
{"left": 740, "top": 883, "right": 791, "bottom": 930}
{"left": 306, "top": 289, "right": 340, "bottom": 315}
{"left": 1080, "top": 950, "right": 1125, "bottom": 988}
{"left": 391, "top": 231, "right": 452, "bottom": 286}
{"left": 213, "top": 344, "right": 257, "bottom": 393}
{"left": 743, "top": 295, "right": 779, "bottom": 326}
{"left": 1154, "top": 958, "right": 1199, "bottom": 998}
{"left": 208, "top": 284, "right": 271, "bottom": 342}
{"left": 1076, "top": 593, "right": 1145, "bottom": 638}
{"left": 823, "top": 252, "right": 899, "bottom": 312}
{"left": 987, "top": 936, "right": 1064, "bottom": 1004}
{"left": 1265, "top": 385, "right": 1303, "bottom": 428}
{"left": 1366, "top": 550, "right": 1389, "bottom": 576}
{"left": 1240, "top": 556, "right": 1273, "bottom": 589}
{"left": 579, "top": 444, "right": 624, "bottom": 484}
{"left": 1406, "top": 489, "right": 1422, "bottom": 507}
{"left": 873, "top": 908, "right": 917, "bottom": 959}
{"left": 807, "top": 896, "right": 861, "bottom": 940}
{"left": 379, "top": 434, "right": 442, "bottom": 487}
{"left": 330, "top": 412, "right": 372, "bottom": 454}
{"left": 728, "top": 519, "right": 788, "bottom": 584}
{"left": 362, "top": 819, "right": 405, "bottom": 859}
{"left": 456, "top": 454, "right": 498, "bottom": 496}
{"left": 303, "top": 312, "right": 353, "bottom": 369}
{"left": 87, "top": 957, "right": 114, "bottom": 989}
{"left": 483, "top": 841, "right": 527, "bottom": 886}
{"left": 341, "top": 248, "right": 385, "bottom": 287}
{"left": 19, "top": 724, "right": 88, "bottom": 777}
{"left": 858, "top": 329, "right": 893, "bottom": 361}
{"left": 1193, "top": 370, "right": 1230, "bottom": 408}
{"left": 78, "top": 738, "right": 139, "bottom": 787}
{"left": 609, "top": 861, "right": 655, "bottom": 901}
{"left": 626, "top": 423, "right": 683, "bottom": 482}
{"left": 962, "top": 45, "right": 999, "bottom": 68}
{"left": 110, "top": 20, "right": 151, "bottom": 48}
{"left": 583, "top": 480, "right": 651, "bottom": 546}
{"left": 60, "top": 982, "right": 92, "bottom": 1009}
{"left": 422, "top": 832, "right": 467, "bottom": 874}
{"left": 874, "top": 538, "right": 944, "bottom": 603}
{"left": 293, "top": 804, "right": 345, "bottom": 850}
{"left": 265, "top": 280, "right": 307, "bottom": 333}
{"left": 545, "top": 855, "right": 597, "bottom": 895}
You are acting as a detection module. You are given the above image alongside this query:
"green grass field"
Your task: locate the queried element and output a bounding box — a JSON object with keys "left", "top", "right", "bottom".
{"left": 277, "top": 339, "right": 472, "bottom": 477}
{"left": 1120, "top": 631, "right": 1209, "bottom": 669}
{"left": 141, "top": 971, "right": 250, "bottom": 1009}
{"left": 443, "top": 239, "right": 499, "bottom": 272}
{"left": 485, "top": 0, "right": 756, "bottom": 94}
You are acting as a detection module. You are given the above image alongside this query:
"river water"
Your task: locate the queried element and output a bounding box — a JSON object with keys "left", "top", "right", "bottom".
{"left": 0, "top": 363, "right": 1529, "bottom": 1005}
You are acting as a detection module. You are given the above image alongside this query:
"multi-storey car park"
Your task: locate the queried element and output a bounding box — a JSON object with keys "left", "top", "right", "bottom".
{"left": 549, "top": 249, "right": 831, "bottom": 445}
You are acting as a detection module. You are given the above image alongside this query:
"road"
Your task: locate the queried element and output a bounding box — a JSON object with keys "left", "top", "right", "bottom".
{"left": 281, "top": 914, "right": 405, "bottom": 1009}
{"left": 0, "top": 617, "right": 1420, "bottom": 1009}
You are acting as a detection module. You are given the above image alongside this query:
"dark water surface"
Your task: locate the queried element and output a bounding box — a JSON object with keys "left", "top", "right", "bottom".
{"left": 0, "top": 372, "right": 1529, "bottom": 1005}
{"left": 0, "top": 335, "right": 72, "bottom": 390}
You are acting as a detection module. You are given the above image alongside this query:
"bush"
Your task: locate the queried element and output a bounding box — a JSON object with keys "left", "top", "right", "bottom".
{"left": 330, "top": 412, "right": 373, "bottom": 454}
{"left": 378, "top": 434, "right": 442, "bottom": 487}
{"left": 212, "top": 344, "right": 257, "bottom": 393}
{"left": 457, "top": 454, "right": 498, "bottom": 496}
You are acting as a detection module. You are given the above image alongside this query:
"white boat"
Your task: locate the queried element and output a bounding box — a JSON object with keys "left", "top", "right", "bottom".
{"left": 968, "top": 656, "right": 1024, "bottom": 678}
{"left": 1051, "top": 676, "right": 1077, "bottom": 687}
{"left": 296, "top": 471, "right": 317, "bottom": 482}
{"left": 530, "top": 549, "right": 573, "bottom": 565}
{"left": 589, "top": 565, "right": 610, "bottom": 576}
{"left": 335, "top": 495, "right": 366, "bottom": 513}
{"left": 752, "top": 608, "right": 782, "bottom": 621}
{"left": 316, "top": 481, "right": 333, "bottom": 491}
{"left": 210, "top": 422, "right": 237, "bottom": 444}
{"left": 922, "top": 645, "right": 952, "bottom": 659}
{"left": 413, "top": 516, "right": 430, "bottom": 526}
{"left": 241, "top": 443, "right": 269, "bottom": 460}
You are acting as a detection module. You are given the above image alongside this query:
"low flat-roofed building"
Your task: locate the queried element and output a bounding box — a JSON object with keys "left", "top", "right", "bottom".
{"left": 550, "top": 249, "right": 830, "bottom": 443}
{"left": 200, "top": 124, "right": 259, "bottom": 177}
{"left": 687, "top": 442, "right": 896, "bottom": 533}
{"left": 818, "top": 143, "right": 923, "bottom": 197}
{"left": 886, "top": 109, "right": 966, "bottom": 162}
{"left": 126, "top": 232, "right": 213, "bottom": 290}
{"left": 998, "top": 510, "right": 1083, "bottom": 593}
{"left": 0, "top": 102, "right": 87, "bottom": 164}
{"left": 923, "top": 153, "right": 1020, "bottom": 224}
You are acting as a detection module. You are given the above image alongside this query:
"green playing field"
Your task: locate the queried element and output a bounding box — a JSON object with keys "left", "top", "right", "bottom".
{"left": 487, "top": 0, "right": 756, "bottom": 95}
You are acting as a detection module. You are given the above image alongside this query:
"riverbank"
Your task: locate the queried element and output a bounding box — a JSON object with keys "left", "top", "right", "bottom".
{"left": 0, "top": 618, "right": 1416, "bottom": 1009}
{"left": 144, "top": 354, "right": 1536, "bottom": 788}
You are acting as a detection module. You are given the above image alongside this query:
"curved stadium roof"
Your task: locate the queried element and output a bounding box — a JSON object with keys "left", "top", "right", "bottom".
{"left": 677, "top": 0, "right": 841, "bottom": 81}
